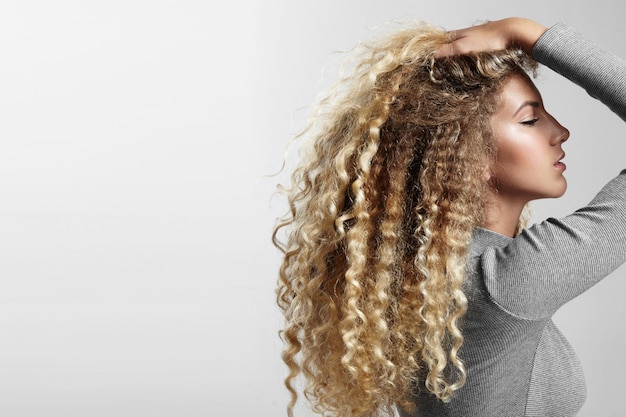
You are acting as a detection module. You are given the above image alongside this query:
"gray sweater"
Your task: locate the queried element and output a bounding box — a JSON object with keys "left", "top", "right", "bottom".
{"left": 401, "top": 23, "right": 626, "bottom": 416}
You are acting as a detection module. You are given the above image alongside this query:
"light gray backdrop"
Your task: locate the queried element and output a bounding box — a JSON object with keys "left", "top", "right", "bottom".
{"left": 1, "top": 1, "right": 624, "bottom": 417}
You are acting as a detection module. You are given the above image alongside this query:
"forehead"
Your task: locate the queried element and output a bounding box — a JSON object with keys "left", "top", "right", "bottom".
{"left": 496, "top": 73, "right": 542, "bottom": 112}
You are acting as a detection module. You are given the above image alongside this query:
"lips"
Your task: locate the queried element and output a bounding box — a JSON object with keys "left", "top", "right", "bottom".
{"left": 554, "top": 153, "right": 566, "bottom": 171}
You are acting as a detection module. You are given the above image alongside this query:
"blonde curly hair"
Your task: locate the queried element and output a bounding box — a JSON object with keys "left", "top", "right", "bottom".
{"left": 273, "top": 21, "right": 536, "bottom": 417}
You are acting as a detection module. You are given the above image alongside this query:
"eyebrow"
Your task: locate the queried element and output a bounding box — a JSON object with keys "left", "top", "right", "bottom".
{"left": 513, "top": 101, "right": 540, "bottom": 116}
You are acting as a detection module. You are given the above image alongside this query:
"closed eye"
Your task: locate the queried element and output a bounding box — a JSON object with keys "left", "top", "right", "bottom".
{"left": 520, "top": 118, "right": 539, "bottom": 126}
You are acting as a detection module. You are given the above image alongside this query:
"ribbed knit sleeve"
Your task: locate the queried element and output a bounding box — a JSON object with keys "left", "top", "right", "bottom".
{"left": 533, "top": 22, "right": 626, "bottom": 121}
{"left": 480, "top": 24, "right": 626, "bottom": 320}
{"left": 481, "top": 175, "right": 626, "bottom": 320}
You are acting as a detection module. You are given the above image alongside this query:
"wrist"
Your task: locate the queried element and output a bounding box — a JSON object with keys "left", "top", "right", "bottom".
{"left": 505, "top": 18, "right": 548, "bottom": 53}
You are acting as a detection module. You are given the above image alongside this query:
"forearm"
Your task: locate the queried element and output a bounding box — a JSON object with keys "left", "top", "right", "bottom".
{"left": 504, "top": 17, "right": 547, "bottom": 54}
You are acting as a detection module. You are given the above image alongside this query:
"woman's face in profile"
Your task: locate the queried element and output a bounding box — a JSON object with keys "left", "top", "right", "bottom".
{"left": 488, "top": 73, "right": 570, "bottom": 203}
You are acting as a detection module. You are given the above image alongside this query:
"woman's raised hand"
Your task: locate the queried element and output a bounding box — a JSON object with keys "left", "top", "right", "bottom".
{"left": 435, "top": 17, "right": 548, "bottom": 58}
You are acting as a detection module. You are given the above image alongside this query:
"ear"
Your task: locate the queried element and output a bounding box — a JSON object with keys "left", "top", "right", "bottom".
{"left": 481, "top": 165, "right": 492, "bottom": 183}
{"left": 483, "top": 163, "right": 501, "bottom": 194}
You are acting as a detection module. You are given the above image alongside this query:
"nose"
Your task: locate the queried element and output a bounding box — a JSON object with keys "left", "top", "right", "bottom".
{"left": 548, "top": 113, "right": 569, "bottom": 144}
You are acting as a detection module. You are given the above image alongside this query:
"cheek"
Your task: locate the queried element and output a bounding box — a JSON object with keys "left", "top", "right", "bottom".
{"left": 493, "top": 126, "right": 540, "bottom": 168}
{"left": 496, "top": 143, "right": 532, "bottom": 167}
{"left": 491, "top": 131, "right": 545, "bottom": 184}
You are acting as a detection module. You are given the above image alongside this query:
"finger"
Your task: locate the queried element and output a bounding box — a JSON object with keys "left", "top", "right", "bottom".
{"left": 434, "top": 30, "right": 464, "bottom": 58}
{"left": 434, "top": 42, "right": 455, "bottom": 59}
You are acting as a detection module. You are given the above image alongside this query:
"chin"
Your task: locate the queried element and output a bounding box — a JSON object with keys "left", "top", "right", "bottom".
{"left": 551, "top": 178, "right": 568, "bottom": 198}
{"left": 552, "top": 185, "right": 567, "bottom": 199}
{"left": 558, "top": 180, "right": 568, "bottom": 196}
{"left": 536, "top": 185, "right": 567, "bottom": 200}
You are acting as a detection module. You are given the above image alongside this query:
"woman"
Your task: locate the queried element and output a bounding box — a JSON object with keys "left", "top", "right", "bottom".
{"left": 273, "top": 17, "right": 626, "bottom": 416}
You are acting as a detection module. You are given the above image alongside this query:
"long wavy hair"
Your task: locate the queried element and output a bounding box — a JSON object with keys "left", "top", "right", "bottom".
{"left": 273, "top": 21, "right": 536, "bottom": 417}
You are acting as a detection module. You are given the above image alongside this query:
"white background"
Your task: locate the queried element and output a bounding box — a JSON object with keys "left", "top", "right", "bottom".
{"left": 1, "top": 1, "right": 625, "bottom": 416}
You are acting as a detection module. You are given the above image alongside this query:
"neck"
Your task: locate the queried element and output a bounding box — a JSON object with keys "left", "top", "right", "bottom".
{"left": 482, "top": 190, "right": 527, "bottom": 238}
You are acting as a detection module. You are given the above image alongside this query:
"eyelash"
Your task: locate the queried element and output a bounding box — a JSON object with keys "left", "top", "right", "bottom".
{"left": 520, "top": 118, "right": 539, "bottom": 126}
